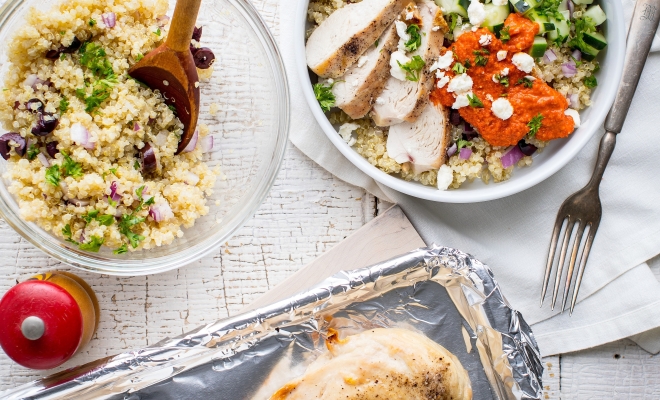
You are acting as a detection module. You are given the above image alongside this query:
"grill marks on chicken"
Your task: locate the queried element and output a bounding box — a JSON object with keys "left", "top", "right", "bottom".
{"left": 306, "top": 0, "right": 408, "bottom": 78}
{"left": 269, "top": 328, "right": 472, "bottom": 400}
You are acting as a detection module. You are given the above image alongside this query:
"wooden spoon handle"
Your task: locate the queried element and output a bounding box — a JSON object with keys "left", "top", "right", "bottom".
{"left": 166, "top": 0, "right": 203, "bottom": 53}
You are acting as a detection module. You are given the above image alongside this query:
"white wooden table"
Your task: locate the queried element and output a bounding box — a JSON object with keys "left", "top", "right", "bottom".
{"left": 2, "top": 0, "right": 660, "bottom": 397}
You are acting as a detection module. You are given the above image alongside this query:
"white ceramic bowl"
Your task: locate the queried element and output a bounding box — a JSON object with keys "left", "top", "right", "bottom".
{"left": 295, "top": 0, "right": 625, "bottom": 203}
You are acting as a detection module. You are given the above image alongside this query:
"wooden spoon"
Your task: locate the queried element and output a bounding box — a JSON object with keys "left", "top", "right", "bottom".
{"left": 128, "top": 0, "right": 202, "bottom": 154}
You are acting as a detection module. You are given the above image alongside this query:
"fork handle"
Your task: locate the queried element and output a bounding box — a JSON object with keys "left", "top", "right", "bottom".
{"left": 604, "top": 0, "right": 660, "bottom": 133}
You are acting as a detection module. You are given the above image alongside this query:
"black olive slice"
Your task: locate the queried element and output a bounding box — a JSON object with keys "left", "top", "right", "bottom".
{"left": 26, "top": 98, "right": 44, "bottom": 113}
{"left": 0, "top": 133, "right": 26, "bottom": 160}
{"left": 140, "top": 142, "right": 157, "bottom": 173}
{"left": 31, "top": 113, "right": 59, "bottom": 136}
{"left": 46, "top": 141, "right": 59, "bottom": 158}
{"left": 517, "top": 139, "right": 538, "bottom": 156}
{"left": 193, "top": 47, "right": 215, "bottom": 69}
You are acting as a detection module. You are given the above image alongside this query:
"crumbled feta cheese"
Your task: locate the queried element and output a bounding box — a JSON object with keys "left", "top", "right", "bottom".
{"left": 493, "top": 0, "right": 508, "bottom": 5}
{"left": 479, "top": 34, "right": 492, "bottom": 46}
{"left": 357, "top": 56, "right": 368, "bottom": 68}
{"left": 565, "top": 109, "right": 581, "bottom": 127}
{"left": 512, "top": 52, "right": 535, "bottom": 73}
{"left": 436, "top": 72, "right": 450, "bottom": 88}
{"left": 501, "top": 67, "right": 509, "bottom": 76}
{"left": 491, "top": 98, "right": 513, "bottom": 120}
{"left": 452, "top": 93, "right": 471, "bottom": 109}
{"left": 406, "top": 11, "right": 413, "bottom": 20}
{"left": 486, "top": 94, "right": 494, "bottom": 101}
{"left": 471, "top": 26, "right": 478, "bottom": 32}
{"left": 468, "top": 0, "right": 486, "bottom": 26}
{"left": 437, "top": 164, "right": 453, "bottom": 190}
{"left": 432, "top": 25, "right": 440, "bottom": 31}
{"left": 375, "top": 97, "right": 385, "bottom": 105}
{"left": 497, "top": 50, "right": 507, "bottom": 61}
{"left": 390, "top": 50, "right": 411, "bottom": 81}
{"left": 430, "top": 52, "right": 455, "bottom": 72}
{"left": 447, "top": 73, "right": 473, "bottom": 94}
{"left": 395, "top": 20, "right": 410, "bottom": 42}
{"left": 338, "top": 123, "right": 360, "bottom": 146}
{"left": 525, "top": 75, "right": 536, "bottom": 80}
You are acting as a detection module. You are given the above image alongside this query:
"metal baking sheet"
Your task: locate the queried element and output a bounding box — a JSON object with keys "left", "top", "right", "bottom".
{"left": 2, "top": 246, "right": 543, "bottom": 400}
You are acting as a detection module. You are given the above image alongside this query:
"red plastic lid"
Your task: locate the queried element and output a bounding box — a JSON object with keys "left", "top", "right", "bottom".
{"left": 0, "top": 280, "right": 83, "bottom": 370}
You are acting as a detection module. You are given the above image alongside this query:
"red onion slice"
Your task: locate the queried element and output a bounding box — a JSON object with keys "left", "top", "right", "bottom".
{"left": 561, "top": 61, "right": 577, "bottom": 77}
{"left": 571, "top": 49, "right": 582, "bottom": 61}
{"left": 446, "top": 143, "right": 457, "bottom": 158}
{"left": 101, "top": 12, "right": 116, "bottom": 28}
{"left": 133, "top": 122, "right": 141, "bottom": 131}
{"left": 567, "top": 0, "right": 574, "bottom": 18}
{"left": 23, "top": 74, "right": 47, "bottom": 90}
{"left": 568, "top": 93, "right": 579, "bottom": 109}
{"left": 109, "top": 181, "right": 121, "bottom": 202}
{"left": 201, "top": 136, "right": 214, "bottom": 153}
{"left": 181, "top": 129, "right": 198, "bottom": 153}
{"left": 70, "top": 123, "right": 90, "bottom": 147}
{"left": 542, "top": 49, "right": 557, "bottom": 64}
{"left": 37, "top": 152, "right": 50, "bottom": 167}
{"left": 459, "top": 147, "right": 472, "bottom": 160}
{"left": 149, "top": 202, "right": 174, "bottom": 222}
{"left": 501, "top": 146, "right": 524, "bottom": 168}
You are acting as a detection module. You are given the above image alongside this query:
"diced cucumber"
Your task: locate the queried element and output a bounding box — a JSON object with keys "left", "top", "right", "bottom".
{"left": 547, "top": 16, "right": 570, "bottom": 43}
{"left": 583, "top": 31, "right": 607, "bottom": 50}
{"left": 583, "top": 5, "right": 607, "bottom": 25}
{"left": 580, "top": 43, "right": 600, "bottom": 61}
{"left": 560, "top": 10, "right": 570, "bottom": 20}
{"left": 436, "top": 0, "right": 468, "bottom": 17}
{"left": 526, "top": 9, "right": 555, "bottom": 35}
{"left": 509, "top": 0, "right": 539, "bottom": 14}
{"left": 572, "top": 0, "right": 593, "bottom": 4}
{"left": 529, "top": 36, "right": 548, "bottom": 58}
{"left": 483, "top": 3, "right": 510, "bottom": 33}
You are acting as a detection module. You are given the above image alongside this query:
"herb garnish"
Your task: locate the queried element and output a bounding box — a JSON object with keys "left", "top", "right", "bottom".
{"left": 133, "top": 159, "right": 141, "bottom": 170}
{"left": 62, "top": 224, "right": 79, "bottom": 244}
{"left": 535, "top": 0, "right": 564, "bottom": 20}
{"left": 27, "top": 144, "right": 39, "bottom": 160}
{"left": 117, "top": 186, "right": 155, "bottom": 249}
{"left": 113, "top": 244, "right": 128, "bottom": 254}
{"left": 494, "top": 74, "right": 509, "bottom": 87}
{"left": 517, "top": 77, "right": 534, "bottom": 88}
{"left": 154, "top": 27, "right": 161, "bottom": 36}
{"left": 60, "top": 151, "right": 83, "bottom": 178}
{"left": 452, "top": 62, "right": 466, "bottom": 74}
{"left": 404, "top": 24, "right": 422, "bottom": 52}
{"left": 456, "top": 139, "right": 470, "bottom": 149}
{"left": 312, "top": 82, "right": 335, "bottom": 112}
{"left": 89, "top": 18, "right": 96, "bottom": 27}
{"left": 59, "top": 53, "right": 66, "bottom": 61}
{"left": 45, "top": 165, "right": 61, "bottom": 186}
{"left": 473, "top": 49, "right": 489, "bottom": 67}
{"left": 447, "top": 13, "right": 461, "bottom": 32}
{"left": 79, "top": 235, "right": 104, "bottom": 252}
{"left": 499, "top": 26, "right": 510, "bottom": 43}
{"left": 82, "top": 209, "right": 114, "bottom": 226}
{"left": 59, "top": 96, "right": 69, "bottom": 114}
{"left": 398, "top": 55, "right": 425, "bottom": 81}
{"left": 467, "top": 93, "right": 484, "bottom": 108}
{"left": 135, "top": 53, "right": 144, "bottom": 62}
{"left": 76, "top": 43, "right": 118, "bottom": 112}
{"left": 567, "top": 17, "right": 597, "bottom": 52}
{"left": 584, "top": 75, "right": 597, "bottom": 88}
{"left": 374, "top": 39, "right": 379, "bottom": 47}
{"left": 109, "top": 167, "right": 117, "bottom": 175}
{"left": 527, "top": 114, "right": 544, "bottom": 137}
{"left": 463, "top": 59, "right": 472, "bottom": 69}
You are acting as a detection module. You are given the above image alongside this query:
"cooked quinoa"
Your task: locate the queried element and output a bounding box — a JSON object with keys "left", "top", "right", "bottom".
{"left": 0, "top": 0, "right": 217, "bottom": 252}
{"left": 308, "top": 0, "right": 599, "bottom": 190}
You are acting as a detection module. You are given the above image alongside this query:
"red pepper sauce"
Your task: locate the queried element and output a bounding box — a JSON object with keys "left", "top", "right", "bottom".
{"left": 431, "top": 14, "right": 575, "bottom": 147}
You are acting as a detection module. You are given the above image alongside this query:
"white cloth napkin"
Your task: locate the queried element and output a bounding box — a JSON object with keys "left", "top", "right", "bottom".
{"left": 281, "top": 0, "right": 660, "bottom": 356}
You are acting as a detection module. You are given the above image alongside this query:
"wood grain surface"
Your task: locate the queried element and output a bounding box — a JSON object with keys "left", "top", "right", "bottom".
{"left": 0, "top": 0, "right": 659, "bottom": 398}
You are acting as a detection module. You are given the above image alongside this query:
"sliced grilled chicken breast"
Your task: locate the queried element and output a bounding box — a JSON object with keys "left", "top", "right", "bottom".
{"left": 306, "top": 0, "right": 408, "bottom": 79}
{"left": 332, "top": 24, "right": 398, "bottom": 119}
{"left": 371, "top": 0, "right": 444, "bottom": 126}
{"left": 270, "top": 328, "right": 472, "bottom": 400}
{"left": 386, "top": 101, "right": 450, "bottom": 174}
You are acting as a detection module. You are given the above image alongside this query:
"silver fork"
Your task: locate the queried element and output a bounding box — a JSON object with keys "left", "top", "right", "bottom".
{"left": 540, "top": 0, "right": 660, "bottom": 315}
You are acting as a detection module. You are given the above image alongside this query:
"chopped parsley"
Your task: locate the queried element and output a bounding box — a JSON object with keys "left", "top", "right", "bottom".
{"left": 27, "top": 144, "right": 39, "bottom": 160}
{"left": 45, "top": 165, "right": 61, "bottom": 186}
{"left": 584, "top": 75, "right": 598, "bottom": 88}
{"left": 133, "top": 159, "right": 141, "bottom": 170}
{"left": 109, "top": 167, "right": 117, "bottom": 175}
{"left": 473, "top": 49, "right": 489, "bottom": 67}
{"left": 89, "top": 18, "right": 96, "bottom": 27}
{"left": 82, "top": 209, "right": 114, "bottom": 226}
{"left": 76, "top": 43, "right": 117, "bottom": 112}
{"left": 60, "top": 151, "right": 83, "bottom": 178}
{"left": 527, "top": 114, "right": 544, "bottom": 137}
{"left": 404, "top": 24, "right": 422, "bottom": 52}
{"left": 567, "top": 17, "right": 597, "bottom": 53}
{"left": 517, "top": 77, "right": 534, "bottom": 88}
{"left": 535, "top": 0, "right": 564, "bottom": 20}
{"left": 498, "top": 26, "right": 510, "bottom": 43}
{"left": 62, "top": 224, "right": 79, "bottom": 244}
{"left": 456, "top": 139, "right": 470, "bottom": 149}
{"left": 452, "top": 62, "right": 466, "bottom": 74}
{"left": 135, "top": 53, "right": 144, "bottom": 62}
{"left": 116, "top": 186, "right": 154, "bottom": 249}
{"left": 467, "top": 93, "right": 483, "bottom": 108}
{"left": 79, "top": 235, "right": 104, "bottom": 252}
{"left": 59, "top": 96, "right": 69, "bottom": 114}
{"left": 113, "top": 244, "right": 129, "bottom": 254}
{"left": 463, "top": 59, "right": 472, "bottom": 69}
{"left": 154, "top": 27, "right": 161, "bottom": 36}
{"left": 167, "top": 104, "right": 177, "bottom": 113}
{"left": 494, "top": 74, "right": 509, "bottom": 87}
{"left": 447, "top": 13, "right": 462, "bottom": 32}
{"left": 59, "top": 53, "right": 66, "bottom": 61}
{"left": 398, "top": 55, "right": 425, "bottom": 82}
{"left": 312, "top": 82, "right": 335, "bottom": 112}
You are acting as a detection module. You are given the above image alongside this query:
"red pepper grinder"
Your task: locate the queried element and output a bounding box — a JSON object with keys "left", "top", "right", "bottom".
{"left": 0, "top": 271, "right": 100, "bottom": 369}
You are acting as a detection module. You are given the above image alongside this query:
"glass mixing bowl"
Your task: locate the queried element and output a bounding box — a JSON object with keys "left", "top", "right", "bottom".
{"left": 0, "top": 0, "right": 289, "bottom": 275}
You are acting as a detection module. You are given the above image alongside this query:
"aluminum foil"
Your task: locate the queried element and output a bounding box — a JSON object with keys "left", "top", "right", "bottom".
{"left": 3, "top": 246, "right": 543, "bottom": 400}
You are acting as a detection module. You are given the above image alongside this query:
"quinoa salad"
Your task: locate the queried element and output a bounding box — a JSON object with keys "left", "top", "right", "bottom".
{"left": 306, "top": 0, "right": 606, "bottom": 190}
{"left": 0, "top": 0, "right": 218, "bottom": 253}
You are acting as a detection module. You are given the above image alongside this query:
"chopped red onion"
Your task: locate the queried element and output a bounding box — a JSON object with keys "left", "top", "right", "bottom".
{"left": 184, "top": 172, "right": 200, "bottom": 185}
{"left": 149, "top": 202, "right": 174, "bottom": 222}
{"left": 459, "top": 147, "right": 472, "bottom": 160}
{"left": 446, "top": 143, "right": 457, "bottom": 158}
{"left": 181, "top": 129, "right": 198, "bottom": 153}
{"left": 571, "top": 49, "right": 582, "bottom": 61}
{"left": 567, "top": 0, "right": 574, "bottom": 18}
{"left": 109, "top": 181, "right": 121, "bottom": 202}
{"left": 23, "top": 74, "right": 47, "bottom": 90}
{"left": 501, "top": 146, "right": 524, "bottom": 168}
{"left": 156, "top": 15, "right": 170, "bottom": 27}
{"left": 68, "top": 198, "right": 90, "bottom": 207}
{"left": 59, "top": 181, "right": 69, "bottom": 197}
{"left": 561, "top": 61, "right": 577, "bottom": 77}
{"left": 542, "top": 49, "right": 557, "bottom": 64}
{"left": 568, "top": 93, "right": 579, "bottom": 109}
{"left": 70, "top": 122, "right": 90, "bottom": 146}
{"left": 133, "top": 122, "right": 141, "bottom": 131}
{"left": 37, "top": 152, "right": 50, "bottom": 167}
{"left": 101, "top": 12, "right": 116, "bottom": 28}
{"left": 201, "top": 136, "right": 214, "bottom": 153}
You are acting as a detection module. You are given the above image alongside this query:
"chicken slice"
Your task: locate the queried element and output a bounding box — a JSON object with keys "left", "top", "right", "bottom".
{"left": 306, "top": 0, "right": 408, "bottom": 79}
{"left": 270, "top": 328, "right": 472, "bottom": 400}
{"left": 332, "top": 23, "right": 398, "bottom": 119}
{"left": 371, "top": 0, "right": 444, "bottom": 126}
{"left": 386, "top": 100, "right": 450, "bottom": 174}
